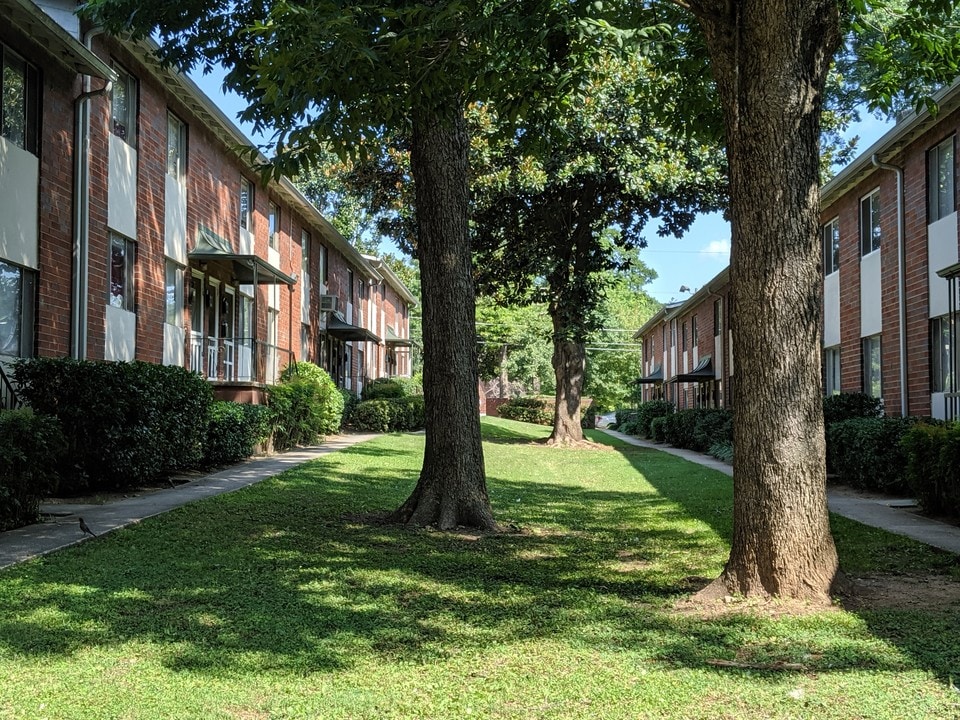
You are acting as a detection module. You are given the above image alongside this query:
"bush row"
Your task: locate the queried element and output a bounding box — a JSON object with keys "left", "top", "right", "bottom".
{"left": 498, "top": 397, "right": 552, "bottom": 425}
{"left": 0, "top": 409, "right": 65, "bottom": 531}
{"left": 348, "top": 396, "right": 426, "bottom": 432}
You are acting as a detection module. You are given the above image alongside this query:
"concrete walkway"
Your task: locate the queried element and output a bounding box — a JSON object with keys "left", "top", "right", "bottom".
{"left": 0, "top": 433, "right": 379, "bottom": 571}
{"left": 601, "top": 428, "right": 960, "bottom": 555}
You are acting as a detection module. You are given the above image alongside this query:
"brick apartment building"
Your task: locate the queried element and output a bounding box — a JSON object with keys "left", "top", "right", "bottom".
{"left": 0, "top": 0, "right": 414, "bottom": 405}
{"left": 635, "top": 82, "right": 960, "bottom": 419}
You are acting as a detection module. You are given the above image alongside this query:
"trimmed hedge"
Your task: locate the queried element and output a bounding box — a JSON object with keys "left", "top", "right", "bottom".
{"left": 349, "top": 396, "right": 426, "bottom": 432}
{"left": 826, "top": 417, "right": 921, "bottom": 493}
{"left": 823, "top": 392, "right": 883, "bottom": 426}
{"left": 650, "top": 416, "right": 668, "bottom": 443}
{"left": 203, "top": 401, "right": 273, "bottom": 467}
{"left": 0, "top": 409, "right": 66, "bottom": 531}
{"left": 361, "top": 376, "right": 423, "bottom": 400}
{"left": 498, "top": 397, "right": 552, "bottom": 426}
{"left": 13, "top": 358, "right": 212, "bottom": 492}
{"left": 635, "top": 400, "right": 674, "bottom": 438}
{"left": 901, "top": 422, "right": 960, "bottom": 517}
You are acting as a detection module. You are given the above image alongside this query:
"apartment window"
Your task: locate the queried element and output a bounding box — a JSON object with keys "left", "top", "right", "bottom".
{"left": 268, "top": 202, "right": 279, "bottom": 249}
{"left": 713, "top": 299, "right": 722, "bottom": 336}
{"left": 110, "top": 64, "right": 137, "bottom": 144}
{"left": 670, "top": 320, "right": 676, "bottom": 348}
{"left": 164, "top": 260, "right": 182, "bottom": 326}
{"left": 320, "top": 244, "right": 329, "bottom": 284}
{"left": 931, "top": 316, "right": 954, "bottom": 393}
{"left": 1, "top": 45, "right": 39, "bottom": 154}
{"left": 661, "top": 324, "right": 665, "bottom": 347}
{"left": 681, "top": 322, "right": 687, "bottom": 351}
{"left": 824, "top": 346, "right": 840, "bottom": 396}
{"left": 862, "top": 335, "right": 882, "bottom": 398}
{"left": 239, "top": 177, "right": 253, "bottom": 231}
{"left": 859, "top": 189, "right": 881, "bottom": 256}
{"left": 822, "top": 217, "right": 840, "bottom": 276}
{"left": 691, "top": 316, "right": 698, "bottom": 348}
{"left": 301, "top": 229, "right": 311, "bottom": 315}
{"left": 928, "top": 135, "right": 955, "bottom": 223}
{"left": 0, "top": 259, "right": 35, "bottom": 358}
{"left": 166, "top": 113, "right": 186, "bottom": 181}
{"left": 347, "top": 268, "right": 355, "bottom": 303}
{"left": 109, "top": 233, "right": 136, "bottom": 311}
{"left": 358, "top": 277, "right": 369, "bottom": 300}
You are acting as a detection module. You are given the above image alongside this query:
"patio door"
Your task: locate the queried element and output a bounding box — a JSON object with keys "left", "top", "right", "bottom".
{"left": 222, "top": 287, "right": 236, "bottom": 381}
{"left": 266, "top": 307, "right": 278, "bottom": 384}
{"left": 189, "top": 274, "right": 204, "bottom": 374}
{"left": 237, "top": 293, "right": 253, "bottom": 381}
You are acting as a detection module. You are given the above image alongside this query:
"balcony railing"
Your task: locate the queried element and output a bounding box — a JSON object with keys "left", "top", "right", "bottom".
{"left": 945, "top": 392, "right": 960, "bottom": 422}
{"left": 0, "top": 363, "right": 21, "bottom": 410}
{"left": 189, "top": 336, "right": 293, "bottom": 385}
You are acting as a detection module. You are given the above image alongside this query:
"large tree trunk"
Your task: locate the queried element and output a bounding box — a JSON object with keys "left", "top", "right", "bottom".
{"left": 695, "top": 1, "right": 841, "bottom": 600}
{"left": 548, "top": 314, "right": 586, "bottom": 445}
{"left": 388, "top": 102, "right": 497, "bottom": 531}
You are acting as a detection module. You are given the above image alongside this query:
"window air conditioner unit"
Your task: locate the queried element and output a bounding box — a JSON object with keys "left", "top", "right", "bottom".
{"left": 319, "top": 294, "right": 339, "bottom": 313}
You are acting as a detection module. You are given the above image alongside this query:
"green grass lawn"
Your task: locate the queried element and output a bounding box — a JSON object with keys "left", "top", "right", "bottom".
{"left": 1, "top": 417, "right": 958, "bottom": 719}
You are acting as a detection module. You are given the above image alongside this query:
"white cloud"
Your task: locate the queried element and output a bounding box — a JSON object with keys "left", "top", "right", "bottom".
{"left": 700, "top": 238, "right": 731, "bottom": 261}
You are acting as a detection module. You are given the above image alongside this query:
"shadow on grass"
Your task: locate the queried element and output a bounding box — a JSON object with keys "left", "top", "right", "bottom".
{"left": 599, "top": 432, "right": 960, "bottom": 685}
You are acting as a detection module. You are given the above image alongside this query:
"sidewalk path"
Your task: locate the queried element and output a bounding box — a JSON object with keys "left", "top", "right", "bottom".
{"left": 0, "top": 433, "right": 379, "bottom": 571}
{"left": 601, "top": 428, "right": 960, "bottom": 555}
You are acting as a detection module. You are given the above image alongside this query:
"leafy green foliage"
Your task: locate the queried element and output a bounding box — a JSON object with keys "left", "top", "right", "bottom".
{"left": 900, "top": 422, "right": 960, "bottom": 516}
{"left": 203, "top": 402, "right": 273, "bottom": 468}
{"left": 826, "top": 417, "right": 923, "bottom": 493}
{"left": 270, "top": 362, "right": 344, "bottom": 450}
{"left": 362, "top": 376, "right": 423, "bottom": 400}
{"left": 12, "top": 358, "right": 211, "bottom": 492}
{"left": 635, "top": 400, "right": 675, "bottom": 439}
{"left": 824, "top": 392, "right": 884, "bottom": 427}
{"left": 0, "top": 409, "right": 65, "bottom": 531}
{"left": 349, "top": 397, "right": 426, "bottom": 432}
{"left": 497, "top": 397, "right": 553, "bottom": 425}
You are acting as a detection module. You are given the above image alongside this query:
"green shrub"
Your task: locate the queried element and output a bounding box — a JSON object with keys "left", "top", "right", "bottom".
{"left": 13, "top": 358, "right": 211, "bottom": 492}
{"left": 826, "top": 417, "right": 919, "bottom": 493}
{"left": 350, "top": 396, "right": 426, "bottom": 432}
{"left": 613, "top": 409, "right": 638, "bottom": 431}
{"left": 279, "top": 361, "right": 344, "bottom": 435}
{"left": 581, "top": 404, "right": 597, "bottom": 430}
{"left": 204, "top": 402, "right": 273, "bottom": 467}
{"left": 616, "top": 415, "right": 642, "bottom": 436}
{"left": 340, "top": 389, "right": 359, "bottom": 427}
{"left": 692, "top": 409, "right": 733, "bottom": 452}
{"left": 498, "top": 397, "right": 552, "bottom": 425}
{"left": 823, "top": 392, "right": 883, "bottom": 427}
{"left": 663, "top": 410, "right": 700, "bottom": 449}
{"left": 650, "top": 416, "right": 668, "bottom": 443}
{"left": 708, "top": 441, "right": 734, "bottom": 463}
{"left": 0, "top": 409, "right": 66, "bottom": 531}
{"left": 635, "top": 400, "right": 674, "bottom": 438}
{"left": 901, "top": 422, "right": 960, "bottom": 517}
{"left": 362, "top": 378, "right": 406, "bottom": 400}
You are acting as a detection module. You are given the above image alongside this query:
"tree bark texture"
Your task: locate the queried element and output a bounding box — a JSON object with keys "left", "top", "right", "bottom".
{"left": 696, "top": 0, "right": 841, "bottom": 599}
{"left": 388, "top": 102, "right": 497, "bottom": 531}
{"left": 548, "top": 314, "right": 586, "bottom": 445}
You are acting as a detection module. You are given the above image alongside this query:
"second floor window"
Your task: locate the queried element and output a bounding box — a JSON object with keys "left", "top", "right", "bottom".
{"left": 239, "top": 177, "right": 253, "bottom": 231}
{"left": 928, "top": 135, "right": 955, "bottom": 223}
{"left": 860, "top": 190, "right": 881, "bottom": 256}
{"left": 268, "top": 202, "right": 279, "bottom": 249}
{"left": 691, "top": 316, "right": 698, "bottom": 347}
{"left": 1, "top": 45, "right": 39, "bottom": 155}
{"left": 166, "top": 113, "right": 186, "bottom": 181}
{"left": 823, "top": 217, "right": 840, "bottom": 276}
{"left": 111, "top": 65, "right": 137, "bottom": 144}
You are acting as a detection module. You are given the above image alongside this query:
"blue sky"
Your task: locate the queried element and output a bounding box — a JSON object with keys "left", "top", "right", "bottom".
{"left": 189, "top": 69, "right": 895, "bottom": 305}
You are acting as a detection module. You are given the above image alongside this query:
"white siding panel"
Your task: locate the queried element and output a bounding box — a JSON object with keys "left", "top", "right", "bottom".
{"left": 164, "top": 174, "right": 187, "bottom": 263}
{"left": 932, "top": 391, "right": 947, "bottom": 421}
{"left": 823, "top": 271, "right": 841, "bottom": 347}
{"left": 105, "top": 305, "right": 136, "bottom": 361}
{"left": 928, "top": 212, "right": 958, "bottom": 318}
{"left": 163, "top": 322, "right": 184, "bottom": 366}
{"left": 0, "top": 138, "right": 39, "bottom": 269}
{"left": 239, "top": 227, "right": 254, "bottom": 254}
{"left": 860, "top": 250, "right": 882, "bottom": 337}
{"left": 108, "top": 136, "right": 138, "bottom": 239}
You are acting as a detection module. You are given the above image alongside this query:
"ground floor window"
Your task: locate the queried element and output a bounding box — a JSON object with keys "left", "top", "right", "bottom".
{"left": 824, "top": 346, "right": 841, "bottom": 396}
{"left": 931, "top": 316, "right": 954, "bottom": 393}
{"left": 109, "top": 233, "right": 136, "bottom": 311}
{"left": 164, "top": 260, "right": 183, "bottom": 327}
{"left": 862, "top": 335, "right": 882, "bottom": 399}
{"left": 0, "top": 259, "right": 35, "bottom": 357}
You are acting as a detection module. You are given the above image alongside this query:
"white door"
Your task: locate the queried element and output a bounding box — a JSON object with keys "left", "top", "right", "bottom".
{"left": 206, "top": 279, "right": 219, "bottom": 380}
{"left": 189, "top": 274, "right": 204, "bottom": 374}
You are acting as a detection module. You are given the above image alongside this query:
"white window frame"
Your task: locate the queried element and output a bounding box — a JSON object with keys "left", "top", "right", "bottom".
{"left": 166, "top": 113, "right": 186, "bottom": 182}
{"left": 931, "top": 316, "right": 954, "bottom": 393}
{"left": 824, "top": 346, "right": 840, "bottom": 396}
{"left": 928, "top": 135, "right": 955, "bottom": 223}
{"left": 0, "top": 258, "right": 35, "bottom": 358}
{"left": 268, "top": 202, "right": 279, "bottom": 249}
{"left": 862, "top": 335, "right": 882, "bottom": 399}
{"left": 859, "top": 189, "right": 881, "bottom": 257}
{"left": 1, "top": 44, "right": 39, "bottom": 154}
{"left": 823, "top": 217, "right": 840, "bottom": 276}
{"left": 164, "top": 260, "right": 183, "bottom": 327}
{"left": 110, "top": 63, "right": 137, "bottom": 145}
{"left": 109, "top": 232, "right": 136, "bottom": 311}
{"left": 239, "top": 177, "right": 253, "bottom": 231}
